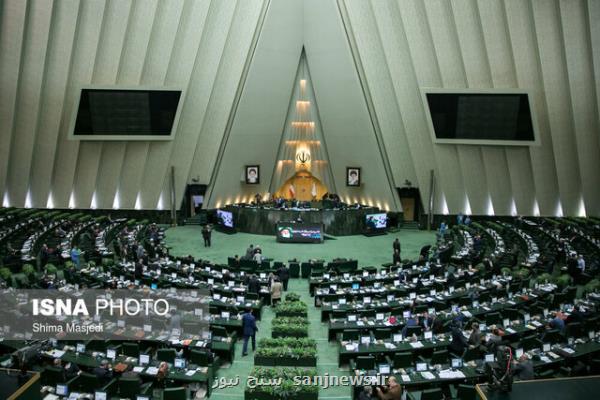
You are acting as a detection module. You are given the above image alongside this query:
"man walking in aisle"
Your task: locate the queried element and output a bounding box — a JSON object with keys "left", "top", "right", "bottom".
{"left": 241, "top": 307, "right": 257, "bottom": 356}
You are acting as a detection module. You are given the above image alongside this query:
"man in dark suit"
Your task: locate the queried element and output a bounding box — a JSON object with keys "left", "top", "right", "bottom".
{"left": 512, "top": 354, "right": 534, "bottom": 380}
{"left": 393, "top": 249, "right": 401, "bottom": 265}
{"left": 241, "top": 308, "right": 257, "bottom": 356}
{"left": 449, "top": 322, "right": 468, "bottom": 355}
{"left": 93, "top": 360, "right": 113, "bottom": 384}
{"left": 393, "top": 238, "right": 401, "bottom": 255}
{"left": 248, "top": 274, "right": 260, "bottom": 294}
{"left": 277, "top": 264, "right": 290, "bottom": 291}
{"left": 202, "top": 225, "right": 212, "bottom": 247}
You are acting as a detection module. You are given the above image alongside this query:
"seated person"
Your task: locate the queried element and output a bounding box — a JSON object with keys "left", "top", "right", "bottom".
{"left": 93, "top": 360, "right": 113, "bottom": 384}
{"left": 358, "top": 385, "right": 374, "bottom": 400}
{"left": 375, "top": 376, "right": 402, "bottom": 400}
{"left": 549, "top": 312, "right": 566, "bottom": 333}
{"left": 468, "top": 322, "right": 482, "bottom": 347}
{"left": 449, "top": 322, "right": 468, "bottom": 355}
{"left": 512, "top": 354, "right": 534, "bottom": 381}
{"left": 121, "top": 365, "right": 142, "bottom": 385}
{"left": 401, "top": 315, "right": 419, "bottom": 337}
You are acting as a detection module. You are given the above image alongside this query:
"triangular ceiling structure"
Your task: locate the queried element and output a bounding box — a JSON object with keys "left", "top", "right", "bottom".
{"left": 270, "top": 49, "right": 335, "bottom": 200}
{"left": 205, "top": 0, "right": 401, "bottom": 212}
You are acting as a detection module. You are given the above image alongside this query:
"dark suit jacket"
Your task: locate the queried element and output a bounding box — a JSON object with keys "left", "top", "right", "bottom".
{"left": 277, "top": 267, "right": 290, "bottom": 281}
{"left": 449, "top": 327, "right": 468, "bottom": 355}
{"left": 242, "top": 312, "right": 257, "bottom": 337}
{"left": 248, "top": 278, "right": 261, "bottom": 294}
{"left": 513, "top": 360, "right": 534, "bottom": 380}
{"left": 93, "top": 367, "right": 112, "bottom": 383}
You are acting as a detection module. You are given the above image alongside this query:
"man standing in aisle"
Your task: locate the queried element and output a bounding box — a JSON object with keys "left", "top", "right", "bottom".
{"left": 202, "top": 224, "right": 212, "bottom": 247}
{"left": 241, "top": 307, "right": 257, "bottom": 356}
{"left": 277, "top": 263, "right": 290, "bottom": 291}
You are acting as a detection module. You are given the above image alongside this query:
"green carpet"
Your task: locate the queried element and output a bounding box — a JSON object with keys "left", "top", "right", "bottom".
{"left": 164, "top": 227, "right": 435, "bottom": 399}
{"left": 165, "top": 227, "right": 435, "bottom": 267}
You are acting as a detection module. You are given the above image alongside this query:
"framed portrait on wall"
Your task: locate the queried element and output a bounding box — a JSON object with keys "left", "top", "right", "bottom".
{"left": 346, "top": 167, "right": 361, "bottom": 187}
{"left": 245, "top": 165, "right": 260, "bottom": 184}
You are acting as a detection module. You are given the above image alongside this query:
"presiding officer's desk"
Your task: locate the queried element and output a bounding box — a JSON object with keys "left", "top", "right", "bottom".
{"left": 223, "top": 204, "right": 383, "bottom": 236}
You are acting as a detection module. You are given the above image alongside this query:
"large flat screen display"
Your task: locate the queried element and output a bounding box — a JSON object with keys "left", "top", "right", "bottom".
{"left": 71, "top": 88, "right": 182, "bottom": 140}
{"left": 276, "top": 222, "right": 323, "bottom": 243}
{"left": 366, "top": 213, "right": 387, "bottom": 230}
{"left": 424, "top": 91, "right": 536, "bottom": 144}
{"left": 217, "top": 210, "right": 234, "bottom": 229}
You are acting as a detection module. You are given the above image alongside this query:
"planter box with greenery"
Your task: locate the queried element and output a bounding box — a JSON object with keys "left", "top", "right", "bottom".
{"left": 245, "top": 367, "right": 318, "bottom": 400}
{"left": 271, "top": 317, "right": 309, "bottom": 338}
{"left": 274, "top": 300, "right": 308, "bottom": 318}
{"left": 254, "top": 338, "right": 317, "bottom": 367}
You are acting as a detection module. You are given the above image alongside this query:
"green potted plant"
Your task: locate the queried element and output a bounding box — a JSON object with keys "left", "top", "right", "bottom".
{"left": 534, "top": 273, "right": 553, "bottom": 285}
{"left": 0, "top": 267, "right": 12, "bottom": 287}
{"left": 285, "top": 293, "right": 301, "bottom": 302}
{"left": 274, "top": 301, "right": 308, "bottom": 318}
{"left": 45, "top": 264, "right": 58, "bottom": 277}
{"left": 22, "top": 264, "right": 36, "bottom": 280}
{"left": 555, "top": 274, "right": 571, "bottom": 289}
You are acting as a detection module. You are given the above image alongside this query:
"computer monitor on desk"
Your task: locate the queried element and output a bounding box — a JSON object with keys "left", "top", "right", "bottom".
{"left": 94, "top": 391, "right": 107, "bottom": 400}
{"left": 515, "top": 348, "right": 524, "bottom": 358}
{"left": 139, "top": 354, "right": 150, "bottom": 366}
{"left": 56, "top": 384, "right": 68, "bottom": 396}
{"left": 379, "top": 364, "right": 391, "bottom": 374}
{"left": 543, "top": 343, "right": 551, "bottom": 352}
{"left": 106, "top": 348, "right": 116, "bottom": 360}
{"left": 451, "top": 358, "right": 462, "bottom": 369}
{"left": 416, "top": 362, "right": 428, "bottom": 372}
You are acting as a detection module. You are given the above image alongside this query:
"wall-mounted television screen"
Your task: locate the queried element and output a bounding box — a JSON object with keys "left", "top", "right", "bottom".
{"left": 71, "top": 88, "right": 182, "bottom": 140}
{"left": 423, "top": 90, "right": 537, "bottom": 145}
{"left": 217, "top": 210, "right": 234, "bottom": 229}
{"left": 366, "top": 213, "right": 387, "bottom": 230}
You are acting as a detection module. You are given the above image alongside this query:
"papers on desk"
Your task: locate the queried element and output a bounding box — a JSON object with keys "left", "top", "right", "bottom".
{"left": 505, "top": 328, "right": 516, "bottom": 334}
{"left": 439, "top": 370, "right": 466, "bottom": 379}
{"left": 356, "top": 321, "right": 365, "bottom": 326}
{"left": 186, "top": 369, "right": 197, "bottom": 376}
{"left": 525, "top": 325, "right": 536, "bottom": 330}
{"left": 401, "top": 374, "right": 411, "bottom": 382}
{"left": 133, "top": 366, "right": 145, "bottom": 373}
{"left": 345, "top": 343, "right": 358, "bottom": 352}
{"left": 540, "top": 356, "right": 552, "bottom": 363}
{"left": 421, "top": 371, "right": 436, "bottom": 380}
{"left": 462, "top": 311, "right": 472, "bottom": 318}
{"left": 145, "top": 366, "right": 159, "bottom": 375}
{"left": 531, "top": 320, "right": 543, "bottom": 327}
{"left": 410, "top": 341, "right": 424, "bottom": 348}
{"left": 46, "top": 349, "right": 65, "bottom": 358}
{"left": 384, "top": 343, "right": 397, "bottom": 349}
{"left": 561, "top": 348, "right": 575, "bottom": 354}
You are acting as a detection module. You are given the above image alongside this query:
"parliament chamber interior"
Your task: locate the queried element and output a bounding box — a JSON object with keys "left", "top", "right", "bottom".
{"left": 0, "top": 1, "right": 599, "bottom": 400}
